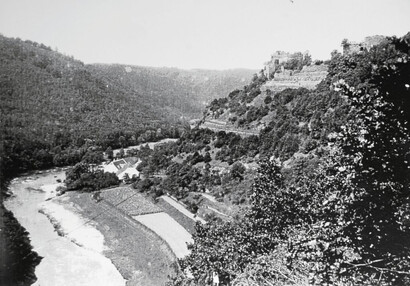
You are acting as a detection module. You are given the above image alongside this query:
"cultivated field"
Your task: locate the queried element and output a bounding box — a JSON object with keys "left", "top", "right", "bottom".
{"left": 133, "top": 212, "right": 193, "bottom": 259}
{"left": 160, "top": 195, "right": 206, "bottom": 223}
{"left": 58, "top": 192, "right": 177, "bottom": 286}
{"left": 156, "top": 198, "right": 197, "bottom": 234}
{"left": 100, "top": 186, "right": 162, "bottom": 215}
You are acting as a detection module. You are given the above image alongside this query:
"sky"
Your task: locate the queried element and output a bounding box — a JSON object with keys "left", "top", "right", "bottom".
{"left": 0, "top": 0, "right": 409, "bottom": 70}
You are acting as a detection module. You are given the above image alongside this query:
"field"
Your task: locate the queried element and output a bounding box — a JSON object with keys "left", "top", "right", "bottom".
{"left": 133, "top": 212, "right": 193, "bottom": 259}
{"left": 100, "top": 186, "right": 162, "bottom": 215}
{"left": 160, "top": 195, "right": 206, "bottom": 223}
{"left": 58, "top": 191, "right": 177, "bottom": 286}
{"left": 156, "top": 197, "right": 197, "bottom": 234}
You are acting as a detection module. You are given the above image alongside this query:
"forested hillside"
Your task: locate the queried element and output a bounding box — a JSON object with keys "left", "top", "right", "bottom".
{"left": 0, "top": 35, "right": 254, "bottom": 179}
{"left": 179, "top": 33, "right": 410, "bottom": 285}
{"left": 0, "top": 35, "right": 174, "bottom": 175}
{"left": 124, "top": 34, "right": 410, "bottom": 285}
{"left": 0, "top": 35, "right": 254, "bottom": 284}
{"left": 0, "top": 35, "right": 173, "bottom": 284}
{"left": 2, "top": 31, "right": 410, "bottom": 286}
{"left": 89, "top": 64, "right": 254, "bottom": 118}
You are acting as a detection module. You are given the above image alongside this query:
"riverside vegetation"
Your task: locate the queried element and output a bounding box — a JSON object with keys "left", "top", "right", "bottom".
{"left": 1, "top": 32, "right": 410, "bottom": 285}
{"left": 132, "top": 34, "right": 410, "bottom": 285}
{"left": 0, "top": 34, "right": 252, "bottom": 284}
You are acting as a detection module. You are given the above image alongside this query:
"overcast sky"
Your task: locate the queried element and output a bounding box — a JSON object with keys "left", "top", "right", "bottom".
{"left": 1, "top": 0, "right": 409, "bottom": 70}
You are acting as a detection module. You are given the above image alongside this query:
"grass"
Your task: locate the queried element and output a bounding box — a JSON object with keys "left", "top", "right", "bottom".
{"left": 100, "top": 186, "right": 162, "bottom": 216}
{"left": 58, "top": 191, "right": 178, "bottom": 286}
{"left": 133, "top": 212, "right": 192, "bottom": 259}
{"left": 156, "top": 198, "right": 197, "bottom": 234}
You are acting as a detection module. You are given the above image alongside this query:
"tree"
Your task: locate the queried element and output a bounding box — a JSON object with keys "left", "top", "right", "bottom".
{"left": 264, "top": 95, "right": 272, "bottom": 105}
{"left": 81, "top": 150, "right": 103, "bottom": 164}
{"left": 286, "top": 35, "right": 410, "bottom": 284}
{"left": 303, "top": 52, "right": 312, "bottom": 66}
{"left": 177, "top": 34, "right": 410, "bottom": 286}
{"left": 230, "top": 162, "right": 246, "bottom": 181}
{"left": 65, "top": 162, "right": 119, "bottom": 192}
{"left": 203, "top": 151, "right": 212, "bottom": 163}
{"left": 118, "top": 148, "right": 125, "bottom": 159}
{"left": 105, "top": 146, "right": 113, "bottom": 160}
{"left": 183, "top": 159, "right": 287, "bottom": 284}
{"left": 119, "top": 136, "right": 126, "bottom": 147}
{"left": 1, "top": 207, "right": 42, "bottom": 285}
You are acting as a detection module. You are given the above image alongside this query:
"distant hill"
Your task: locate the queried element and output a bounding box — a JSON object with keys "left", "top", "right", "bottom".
{"left": 0, "top": 36, "right": 170, "bottom": 143}
{"left": 0, "top": 35, "right": 255, "bottom": 176}
{"left": 88, "top": 64, "right": 256, "bottom": 118}
{"left": 0, "top": 35, "right": 255, "bottom": 285}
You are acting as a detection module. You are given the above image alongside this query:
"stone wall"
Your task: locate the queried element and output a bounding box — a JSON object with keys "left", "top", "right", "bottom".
{"left": 263, "top": 51, "right": 303, "bottom": 78}
{"left": 343, "top": 35, "right": 385, "bottom": 55}
{"left": 262, "top": 64, "right": 328, "bottom": 92}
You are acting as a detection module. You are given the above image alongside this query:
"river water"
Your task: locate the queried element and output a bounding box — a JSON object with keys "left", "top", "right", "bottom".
{"left": 4, "top": 169, "right": 126, "bottom": 286}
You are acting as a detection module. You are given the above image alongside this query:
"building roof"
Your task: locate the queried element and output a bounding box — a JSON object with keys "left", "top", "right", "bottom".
{"left": 113, "top": 159, "right": 127, "bottom": 169}
{"left": 123, "top": 157, "right": 138, "bottom": 165}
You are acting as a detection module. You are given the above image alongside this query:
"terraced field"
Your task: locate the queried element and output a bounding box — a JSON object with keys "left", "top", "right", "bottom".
{"left": 133, "top": 213, "right": 193, "bottom": 259}
{"left": 100, "top": 186, "right": 162, "bottom": 216}
{"left": 156, "top": 198, "right": 197, "bottom": 234}
{"left": 60, "top": 191, "right": 177, "bottom": 286}
{"left": 100, "top": 187, "right": 198, "bottom": 259}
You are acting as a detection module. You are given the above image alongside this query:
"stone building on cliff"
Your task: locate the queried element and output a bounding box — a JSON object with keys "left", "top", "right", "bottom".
{"left": 342, "top": 35, "right": 386, "bottom": 55}
{"left": 263, "top": 51, "right": 309, "bottom": 78}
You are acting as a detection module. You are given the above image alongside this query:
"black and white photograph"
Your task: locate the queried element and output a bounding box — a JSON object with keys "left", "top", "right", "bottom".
{"left": 1, "top": 0, "right": 410, "bottom": 285}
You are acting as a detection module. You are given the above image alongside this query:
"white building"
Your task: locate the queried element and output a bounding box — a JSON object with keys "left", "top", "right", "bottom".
{"left": 118, "top": 167, "right": 140, "bottom": 180}
{"left": 102, "top": 157, "right": 140, "bottom": 180}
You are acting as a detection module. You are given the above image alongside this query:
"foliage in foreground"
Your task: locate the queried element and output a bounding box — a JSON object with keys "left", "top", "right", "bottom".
{"left": 0, "top": 206, "right": 42, "bottom": 286}
{"left": 173, "top": 33, "right": 410, "bottom": 285}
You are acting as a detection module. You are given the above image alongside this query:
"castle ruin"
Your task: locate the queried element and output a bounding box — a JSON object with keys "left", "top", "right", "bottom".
{"left": 342, "top": 35, "right": 386, "bottom": 55}
{"left": 263, "top": 51, "right": 308, "bottom": 78}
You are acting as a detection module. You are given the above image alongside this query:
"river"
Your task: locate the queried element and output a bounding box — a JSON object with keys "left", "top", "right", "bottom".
{"left": 4, "top": 169, "right": 126, "bottom": 286}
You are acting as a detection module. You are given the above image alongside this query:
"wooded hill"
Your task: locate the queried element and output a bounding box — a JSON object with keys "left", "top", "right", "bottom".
{"left": 89, "top": 64, "right": 255, "bottom": 118}
{"left": 0, "top": 35, "right": 253, "bottom": 285}
{"left": 2, "top": 32, "right": 410, "bottom": 285}
{"left": 125, "top": 33, "right": 410, "bottom": 285}
{"left": 0, "top": 35, "right": 254, "bottom": 177}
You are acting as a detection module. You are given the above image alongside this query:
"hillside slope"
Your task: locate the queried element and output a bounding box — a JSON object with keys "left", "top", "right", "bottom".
{"left": 88, "top": 64, "right": 255, "bottom": 118}
{"left": 0, "top": 35, "right": 253, "bottom": 285}
{"left": 167, "top": 33, "right": 410, "bottom": 286}
{"left": 0, "top": 35, "right": 254, "bottom": 177}
{"left": 0, "top": 36, "right": 172, "bottom": 143}
{"left": 201, "top": 61, "right": 329, "bottom": 136}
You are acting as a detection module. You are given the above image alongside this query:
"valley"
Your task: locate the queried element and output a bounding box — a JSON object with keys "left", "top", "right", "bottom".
{"left": 1, "top": 31, "right": 410, "bottom": 286}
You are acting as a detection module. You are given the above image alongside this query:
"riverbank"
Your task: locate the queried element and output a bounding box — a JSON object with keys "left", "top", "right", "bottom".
{"left": 0, "top": 202, "right": 42, "bottom": 286}
{"left": 4, "top": 168, "right": 184, "bottom": 285}
{"left": 54, "top": 191, "right": 177, "bottom": 286}
{"left": 4, "top": 170, "right": 126, "bottom": 286}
